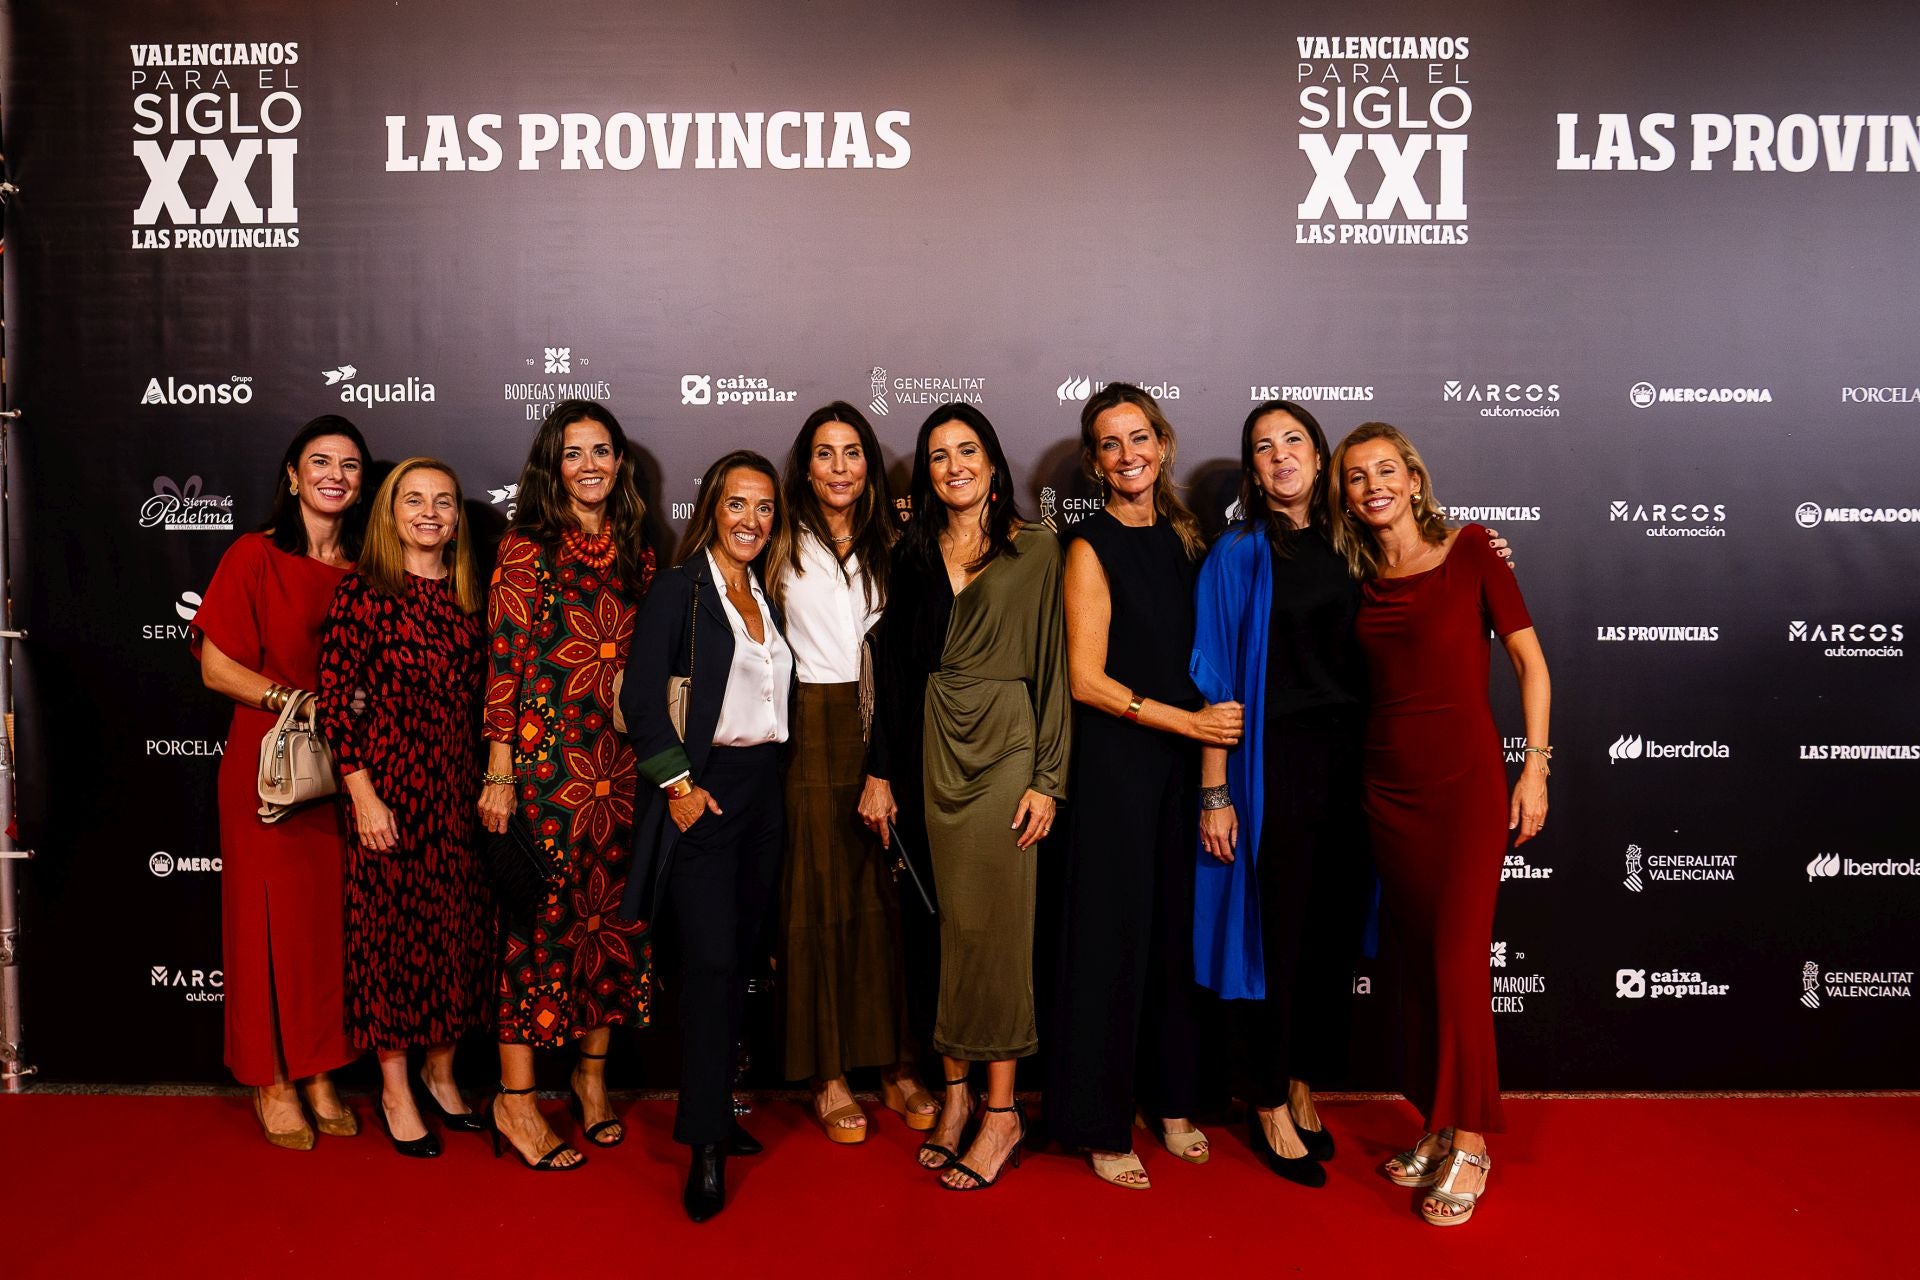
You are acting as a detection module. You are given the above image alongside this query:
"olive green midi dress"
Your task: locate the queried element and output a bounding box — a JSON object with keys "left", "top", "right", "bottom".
{"left": 922, "top": 525, "right": 1071, "bottom": 1060}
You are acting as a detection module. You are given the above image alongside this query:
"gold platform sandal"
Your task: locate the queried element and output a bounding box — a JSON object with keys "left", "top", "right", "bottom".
{"left": 1420, "top": 1148, "right": 1492, "bottom": 1227}
{"left": 1381, "top": 1127, "right": 1454, "bottom": 1187}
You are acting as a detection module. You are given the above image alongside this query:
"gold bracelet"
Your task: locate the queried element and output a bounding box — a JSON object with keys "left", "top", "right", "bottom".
{"left": 482, "top": 771, "right": 515, "bottom": 787}
{"left": 1521, "top": 745, "right": 1552, "bottom": 776}
{"left": 666, "top": 778, "right": 694, "bottom": 800}
{"left": 1122, "top": 694, "right": 1144, "bottom": 723}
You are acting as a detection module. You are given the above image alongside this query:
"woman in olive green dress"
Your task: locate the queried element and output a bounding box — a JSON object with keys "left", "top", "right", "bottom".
{"left": 865, "top": 402, "right": 1070, "bottom": 1192}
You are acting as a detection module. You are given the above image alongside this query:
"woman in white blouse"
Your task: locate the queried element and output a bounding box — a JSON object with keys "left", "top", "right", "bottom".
{"left": 770, "top": 403, "right": 938, "bottom": 1143}
{"left": 619, "top": 450, "right": 795, "bottom": 1222}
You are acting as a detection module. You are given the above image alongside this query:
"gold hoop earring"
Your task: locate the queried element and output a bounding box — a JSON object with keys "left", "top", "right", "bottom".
{"left": 289, "top": 480, "right": 299, "bottom": 496}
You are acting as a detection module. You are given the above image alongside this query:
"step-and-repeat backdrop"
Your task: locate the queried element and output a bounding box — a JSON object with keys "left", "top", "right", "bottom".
{"left": 4, "top": 1, "right": 1915, "bottom": 1087}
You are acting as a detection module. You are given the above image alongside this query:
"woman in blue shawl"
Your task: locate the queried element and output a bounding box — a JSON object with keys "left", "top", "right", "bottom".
{"left": 1188, "top": 400, "right": 1375, "bottom": 1187}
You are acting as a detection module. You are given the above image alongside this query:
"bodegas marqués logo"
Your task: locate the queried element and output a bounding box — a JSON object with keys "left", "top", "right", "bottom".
{"left": 505, "top": 346, "right": 612, "bottom": 422}
{"left": 322, "top": 363, "right": 436, "bottom": 406}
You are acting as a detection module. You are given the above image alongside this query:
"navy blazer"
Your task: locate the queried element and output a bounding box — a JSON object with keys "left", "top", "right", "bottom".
{"left": 617, "top": 549, "right": 787, "bottom": 925}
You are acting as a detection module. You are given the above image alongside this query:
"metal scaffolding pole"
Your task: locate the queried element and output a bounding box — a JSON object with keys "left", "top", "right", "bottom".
{"left": 0, "top": 118, "right": 35, "bottom": 1091}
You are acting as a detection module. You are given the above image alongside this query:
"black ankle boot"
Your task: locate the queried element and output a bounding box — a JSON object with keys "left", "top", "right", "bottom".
{"left": 683, "top": 1143, "right": 727, "bottom": 1222}
{"left": 726, "top": 1120, "right": 763, "bottom": 1156}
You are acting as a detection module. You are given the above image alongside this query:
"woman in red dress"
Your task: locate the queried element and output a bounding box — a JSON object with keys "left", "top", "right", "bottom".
{"left": 318, "top": 458, "right": 492, "bottom": 1158}
{"left": 1332, "top": 423, "right": 1551, "bottom": 1228}
{"left": 478, "top": 400, "right": 655, "bottom": 1171}
{"left": 194, "top": 415, "right": 369, "bottom": 1149}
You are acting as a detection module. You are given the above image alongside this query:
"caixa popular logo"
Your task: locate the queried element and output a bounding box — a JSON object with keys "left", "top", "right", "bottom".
{"left": 150, "top": 964, "right": 224, "bottom": 1002}
{"left": 141, "top": 374, "right": 253, "bottom": 406}
{"left": 1608, "top": 733, "right": 1730, "bottom": 762}
{"left": 130, "top": 41, "right": 303, "bottom": 250}
{"left": 680, "top": 374, "right": 798, "bottom": 407}
{"left": 149, "top": 851, "right": 222, "bottom": 876}
{"left": 1615, "top": 968, "right": 1729, "bottom": 1000}
{"left": 322, "top": 364, "right": 436, "bottom": 406}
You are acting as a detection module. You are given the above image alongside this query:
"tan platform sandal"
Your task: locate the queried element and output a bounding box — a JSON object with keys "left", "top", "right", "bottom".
{"left": 1382, "top": 1127, "right": 1455, "bottom": 1187}
{"left": 1157, "top": 1122, "right": 1210, "bottom": 1165}
{"left": 880, "top": 1074, "right": 939, "bottom": 1132}
{"left": 813, "top": 1082, "right": 869, "bottom": 1145}
{"left": 1091, "top": 1149, "right": 1152, "bottom": 1189}
{"left": 1420, "top": 1148, "right": 1491, "bottom": 1226}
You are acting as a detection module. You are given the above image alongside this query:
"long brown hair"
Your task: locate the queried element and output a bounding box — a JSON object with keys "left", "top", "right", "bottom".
{"left": 357, "top": 457, "right": 482, "bottom": 613}
{"left": 1237, "top": 399, "right": 1333, "bottom": 555}
{"left": 1078, "top": 382, "right": 1204, "bottom": 558}
{"left": 509, "top": 399, "right": 650, "bottom": 586}
{"left": 774, "top": 402, "right": 894, "bottom": 609}
{"left": 1329, "top": 422, "right": 1450, "bottom": 579}
{"left": 677, "top": 451, "right": 788, "bottom": 575}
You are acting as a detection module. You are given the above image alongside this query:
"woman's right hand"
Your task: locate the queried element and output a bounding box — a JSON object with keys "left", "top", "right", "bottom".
{"left": 478, "top": 782, "right": 514, "bottom": 836}
{"left": 857, "top": 775, "right": 898, "bottom": 836}
{"left": 1188, "top": 701, "right": 1244, "bottom": 747}
{"left": 1200, "top": 803, "right": 1238, "bottom": 865}
{"left": 669, "top": 785, "right": 723, "bottom": 833}
{"left": 354, "top": 789, "right": 399, "bottom": 853}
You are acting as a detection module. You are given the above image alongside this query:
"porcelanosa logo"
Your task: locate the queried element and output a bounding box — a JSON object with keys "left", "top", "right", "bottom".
{"left": 1628, "top": 380, "right": 1772, "bottom": 407}
{"left": 149, "top": 850, "right": 221, "bottom": 876}
{"left": 1249, "top": 383, "right": 1375, "bottom": 402}
{"left": 1615, "top": 968, "right": 1729, "bottom": 1000}
{"left": 1841, "top": 384, "right": 1919, "bottom": 405}
{"left": 1442, "top": 380, "right": 1560, "bottom": 418}
{"left": 150, "top": 964, "right": 224, "bottom": 1002}
{"left": 1608, "top": 733, "right": 1730, "bottom": 762}
{"left": 322, "top": 364, "right": 436, "bottom": 406}
{"left": 1789, "top": 620, "right": 1904, "bottom": 658}
{"left": 131, "top": 41, "right": 303, "bottom": 250}
{"left": 679, "top": 374, "right": 798, "bottom": 407}
{"left": 505, "top": 346, "right": 613, "bottom": 422}
{"left": 140, "top": 476, "right": 234, "bottom": 532}
{"left": 1802, "top": 961, "right": 1913, "bottom": 1007}
{"left": 1294, "top": 35, "right": 1473, "bottom": 247}
{"left": 1794, "top": 501, "right": 1920, "bottom": 528}
{"left": 867, "top": 365, "right": 987, "bottom": 418}
{"left": 1608, "top": 499, "right": 1727, "bottom": 538}
{"left": 1055, "top": 375, "right": 1183, "bottom": 405}
{"left": 140, "top": 374, "right": 254, "bottom": 406}
{"left": 1619, "top": 841, "right": 1736, "bottom": 888}
{"left": 1806, "top": 852, "right": 1920, "bottom": 881}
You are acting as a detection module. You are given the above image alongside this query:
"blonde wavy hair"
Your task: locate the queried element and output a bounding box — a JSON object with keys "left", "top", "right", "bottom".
{"left": 1329, "top": 422, "right": 1450, "bottom": 579}
{"left": 358, "top": 457, "right": 483, "bottom": 614}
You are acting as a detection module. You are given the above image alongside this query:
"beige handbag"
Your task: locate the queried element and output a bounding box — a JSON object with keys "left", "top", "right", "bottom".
{"left": 665, "top": 583, "right": 699, "bottom": 739}
{"left": 256, "top": 691, "right": 338, "bottom": 823}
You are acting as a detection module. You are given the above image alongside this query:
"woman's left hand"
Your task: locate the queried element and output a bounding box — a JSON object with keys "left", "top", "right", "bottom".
{"left": 1011, "top": 789, "right": 1056, "bottom": 850}
{"left": 1509, "top": 763, "right": 1548, "bottom": 845}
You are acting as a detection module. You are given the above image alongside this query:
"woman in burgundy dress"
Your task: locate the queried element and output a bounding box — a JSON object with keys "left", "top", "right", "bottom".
{"left": 478, "top": 400, "right": 655, "bottom": 1172}
{"left": 318, "top": 457, "right": 492, "bottom": 1158}
{"left": 194, "top": 415, "right": 369, "bottom": 1149}
{"left": 1331, "top": 422, "right": 1551, "bottom": 1228}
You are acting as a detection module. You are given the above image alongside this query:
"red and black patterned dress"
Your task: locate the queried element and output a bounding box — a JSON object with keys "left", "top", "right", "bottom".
{"left": 485, "top": 530, "right": 655, "bottom": 1046}
{"left": 317, "top": 572, "right": 492, "bottom": 1050}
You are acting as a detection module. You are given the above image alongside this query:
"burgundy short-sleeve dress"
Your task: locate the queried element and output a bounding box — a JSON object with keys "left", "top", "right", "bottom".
{"left": 1355, "top": 524, "right": 1533, "bottom": 1135}
{"left": 192, "top": 532, "right": 355, "bottom": 1085}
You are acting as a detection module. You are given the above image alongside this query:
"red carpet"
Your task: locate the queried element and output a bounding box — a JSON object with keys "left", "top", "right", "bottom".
{"left": 3, "top": 1094, "right": 1911, "bottom": 1277}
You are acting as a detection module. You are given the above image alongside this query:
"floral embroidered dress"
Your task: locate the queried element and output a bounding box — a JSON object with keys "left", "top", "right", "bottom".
{"left": 485, "top": 529, "right": 656, "bottom": 1045}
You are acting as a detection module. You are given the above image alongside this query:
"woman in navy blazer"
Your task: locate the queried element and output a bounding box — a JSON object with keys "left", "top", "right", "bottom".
{"left": 620, "top": 450, "right": 795, "bottom": 1223}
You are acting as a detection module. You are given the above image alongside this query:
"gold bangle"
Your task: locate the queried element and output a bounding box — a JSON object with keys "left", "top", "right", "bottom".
{"left": 482, "top": 771, "right": 515, "bottom": 787}
{"left": 1122, "top": 694, "right": 1144, "bottom": 723}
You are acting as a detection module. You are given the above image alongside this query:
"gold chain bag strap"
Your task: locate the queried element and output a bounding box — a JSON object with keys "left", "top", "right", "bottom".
{"left": 256, "top": 691, "right": 338, "bottom": 823}
{"left": 665, "top": 582, "right": 699, "bottom": 739}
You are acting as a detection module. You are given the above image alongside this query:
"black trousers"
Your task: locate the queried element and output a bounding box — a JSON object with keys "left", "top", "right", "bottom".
{"left": 1045, "top": 717, "right": 1205, "bottom": 1152}
{"left": 1230, "top": 707, "right": 1372, "bottom": 1106}
{"left": 665, "top": 744, "right": 784, "bottom": 1146}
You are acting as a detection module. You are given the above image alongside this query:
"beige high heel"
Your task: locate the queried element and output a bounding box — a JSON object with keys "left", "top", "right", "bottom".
{"left": 1382, "top": 1127, "right": 1455, "bottom": 1187}
{"left": 253, "top": 1090, "right": 316, "bottom": 1152}
{"left": 1420, "top": 1148, "right": 1492, "bottom": 1226}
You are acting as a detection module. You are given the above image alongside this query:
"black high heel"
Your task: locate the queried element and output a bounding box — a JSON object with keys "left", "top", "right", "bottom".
{"left": 941, "top": 1100, "right": 1025, "bottom": 1191}
{"left": 1295, "top": 1117, "right": 1335, "bottom": 1162}
{"left": 1247, "top": 1107, "right": 1326, "bottom": 1188}
{"left": 374, "top": 1096, "right": 442, "bottom": 1159}
{"left": 415, "top": 1071, "right": 485, "bottom": 1134}
{"left": 916, "top": 1075, "right": 973, "bottom": 1170}
{"left": 569, "top": 1048, "right": 624, "bottom": 1147}
{"left": 489, "top": 1084, "right": 587, "bottom": 1172}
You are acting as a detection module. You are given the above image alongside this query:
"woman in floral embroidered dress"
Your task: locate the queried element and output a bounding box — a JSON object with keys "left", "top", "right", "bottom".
{"left": 478, "top": 400, "right": 656, "bottom": 1171}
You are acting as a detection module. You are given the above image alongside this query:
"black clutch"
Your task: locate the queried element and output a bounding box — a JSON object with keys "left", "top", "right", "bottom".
{"left": 483, "top": 816, "right": 561, "bottom": 919}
